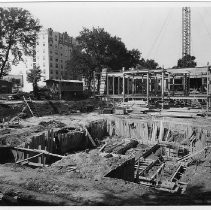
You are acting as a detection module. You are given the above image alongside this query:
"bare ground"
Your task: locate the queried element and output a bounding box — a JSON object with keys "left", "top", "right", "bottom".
{"left": 0, "top": 104, "right": 211, "bottom": 205}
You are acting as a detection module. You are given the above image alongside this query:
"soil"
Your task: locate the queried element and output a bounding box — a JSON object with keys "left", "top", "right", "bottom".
{"left": 1, "top": 100, "right": 211, "bottom": 205}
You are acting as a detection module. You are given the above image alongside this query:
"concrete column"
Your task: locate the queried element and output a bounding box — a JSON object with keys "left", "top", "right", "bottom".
{"left": 123, "top": 67, "right": 125, "bottom": 102}
{"left": 134, "top": 79, "right": 136, "bottom": 94}
{"left": 132, "top": 76, "right": 134, "bottom": 95}
{"left": 147, "top": 72, "right": 149, "bottom": 106}
{"left": 172, "top": 75, "right": 175, "bottom": 96}
{"left": 106, "top": 73, "right": 109, "bottom": 96}
{"left": 118, "top": 76, "right": 120, "bottom": 95}
{"left": 113, "top": 75, "right": 115, "bottom": 95}
{"left": 184, "top": 73, "right": 187, "bottom": 96}
{"left": 168, "top": 73, "right": 171, "bottom": 95}
{"left": 149, "top": 77, "right": 152, "bottom": 92}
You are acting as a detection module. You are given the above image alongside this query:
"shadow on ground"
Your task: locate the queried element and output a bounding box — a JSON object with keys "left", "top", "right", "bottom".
{"left": 94, "top": 184, "right": 211, "bottom": 206}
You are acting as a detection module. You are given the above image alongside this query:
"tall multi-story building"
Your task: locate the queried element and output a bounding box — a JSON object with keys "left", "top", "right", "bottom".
{"left": 35, "top": 28, "right": 78, "bottom": 86}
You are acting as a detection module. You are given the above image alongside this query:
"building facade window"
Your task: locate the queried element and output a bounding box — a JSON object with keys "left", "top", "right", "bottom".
{"left": 50, "top": 63, "right": 53, "bottom": 67}
{"left": 56, "top": 64, "right": 58, "bottom": 68}
{"left": 50, "top": 56, "right": 53, "bottom": 61}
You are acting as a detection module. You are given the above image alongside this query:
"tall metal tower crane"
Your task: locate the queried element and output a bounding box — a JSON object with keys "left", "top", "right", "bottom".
{"left": 182, "top": 7, "right": 191, "bottom": 57}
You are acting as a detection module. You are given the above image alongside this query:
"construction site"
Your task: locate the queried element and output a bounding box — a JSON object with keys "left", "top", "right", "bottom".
{"left": 0, "top": 6, "right": 211, "bottom": 206}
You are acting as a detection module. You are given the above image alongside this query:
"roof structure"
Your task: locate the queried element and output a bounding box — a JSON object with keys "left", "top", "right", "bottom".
{"left": 44, "top": 79, "right": 83, "bottom": 83}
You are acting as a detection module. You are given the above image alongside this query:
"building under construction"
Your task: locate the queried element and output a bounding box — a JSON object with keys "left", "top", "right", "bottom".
{"left": 104, "top": 65, "right": 211, "bottom": 110}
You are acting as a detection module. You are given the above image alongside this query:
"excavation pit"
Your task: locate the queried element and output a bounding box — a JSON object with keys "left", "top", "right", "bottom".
{"left": 1, "top": 113, "right": 211, "bottom": 205}
{"left": 0, "top": 146, "right": 63, "bottom": 168}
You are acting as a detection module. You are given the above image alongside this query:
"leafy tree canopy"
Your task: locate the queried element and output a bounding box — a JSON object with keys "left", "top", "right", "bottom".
{"left": 66, "top": 27, "right": 159, "bottom": 91}
{"left": 66, "top": 27, "right": 137, "bottom": 90}
{"left": 138, "top": 58, "right": 159, "bottom": 70}
{"left": 0, "top": 7, "right": 41, "bottom": 78}
{"left": 27, "top": 66, "right": 41, "bottom": 97}
{"left": 177, "top": 55, "right": 197, "bottom": 68}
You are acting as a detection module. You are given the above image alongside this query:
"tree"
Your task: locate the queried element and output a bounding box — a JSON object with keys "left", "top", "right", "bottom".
{"left": 27, "top": 66, "right": 41, "bottom": 98}
{"left": 138, "top": 58, "right": 159, "bottom": 69}
{"left": 177, "top": 55, "right": 197, "bottom": 68}
{"left": 127, "top": 49, "right": 141, "bottom": 68}
{"left": 0, "top": 7, "right": 41, "bottom": 78}
{"left": 67, "top": 27, "right": 142, "bottom": 92}
{"left": 66, "top": 46, "right": 96, "bottom": 91}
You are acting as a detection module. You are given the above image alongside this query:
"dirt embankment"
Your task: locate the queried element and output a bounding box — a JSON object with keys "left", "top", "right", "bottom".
{"left": 0, "top": 99, "right": 106, "bottom": 121}
{"left": 0, "top": 149, "right": 152, "bottom": 205}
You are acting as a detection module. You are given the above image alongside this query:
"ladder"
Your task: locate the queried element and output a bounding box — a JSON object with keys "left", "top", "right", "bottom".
{"left": 23, "top": 96, "right": 40, "bottom": 117}
{"left": 99, "top": 68, "right": 107, "bottom": 95}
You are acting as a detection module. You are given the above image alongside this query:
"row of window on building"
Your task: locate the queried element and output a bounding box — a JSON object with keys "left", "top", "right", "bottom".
{"left": 49, "top": 63, "right": 64, "bottom": 69}
{"left": 50, "top": 69, "right": 68, "bottom": 76}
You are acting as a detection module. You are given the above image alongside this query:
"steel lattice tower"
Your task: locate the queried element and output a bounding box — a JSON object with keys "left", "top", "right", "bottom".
{"left": 182, "top": 7, "right": 191, "bottom": 57}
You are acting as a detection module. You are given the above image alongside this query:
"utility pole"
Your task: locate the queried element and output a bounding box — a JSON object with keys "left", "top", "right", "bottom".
{"left": 182, "top": 7, "right": 191, "bottom": 58}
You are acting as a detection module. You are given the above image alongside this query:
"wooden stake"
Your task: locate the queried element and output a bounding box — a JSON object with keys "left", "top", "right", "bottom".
{"left": 16, "top": 153, "right": 42, "bottom": 164}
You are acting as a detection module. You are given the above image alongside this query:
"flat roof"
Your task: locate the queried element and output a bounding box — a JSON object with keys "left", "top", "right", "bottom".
{"left": 107, "top": 66, "right": 210, "bottom": 77}
{"left": 44, "top": 79, "right": 83, "bottom": 83}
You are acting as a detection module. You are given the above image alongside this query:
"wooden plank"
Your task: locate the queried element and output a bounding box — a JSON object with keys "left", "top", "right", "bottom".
{"left": 16, "top": 153, "right": 42, "bottom": 164}
{"left": 158, "top": 120, "right": 164, "bottom": 142}
{"left": 165, "top": 129, "right": 170, "bottom": 141}
{"left": 85, "top": 128, "right": 97, "bottom": 147}
{"left": 47, "top": 130, "right": 51, "bottom": 152}
{"left": 170, "top": 164, "right": 182, "bottom": 182}
{"left": 139, "top": 159, "right": 159, "bottom": 176}
{"left": 38, "top": 145, "right": 42, "bottom": 164}
{"left": 99, "top": 143, "right": 107, "bottom": 152}
{"left": 150, "top": 163, "right": 165, "bottom": 180}
{"left": 23, "top": 96, "right": 34, "bottom": 117}
{"left": 14, "top": 147, "right": 65, "bottom": 158}
{"left": 177, "top": 146, "right": 211, "bottom": 162}
{"left": 50, "top": 129, "right": 54, "bottom": 153}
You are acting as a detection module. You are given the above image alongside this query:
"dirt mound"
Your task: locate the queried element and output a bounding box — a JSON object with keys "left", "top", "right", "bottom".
{"left": 39, "top": 120, "right": 66, "bottom": 129}
{"left": 51, "top": 150, "right": 131, "bottom": 180}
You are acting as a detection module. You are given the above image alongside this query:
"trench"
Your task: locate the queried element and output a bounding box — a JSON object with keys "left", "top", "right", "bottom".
{"left": 1, "top": 116, "right": 211, "bottom": 204}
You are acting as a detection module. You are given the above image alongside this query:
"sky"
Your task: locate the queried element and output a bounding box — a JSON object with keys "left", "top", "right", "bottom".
{"left": 2, "top": 1, "right": 211, "bottom": 69}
